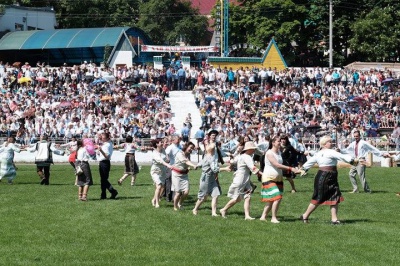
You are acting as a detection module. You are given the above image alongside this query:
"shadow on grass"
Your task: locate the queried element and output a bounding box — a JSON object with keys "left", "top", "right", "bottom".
{"left": 341, "top": 218, "right": 371, "bottom": 224}
{"left": 89, "top": 196, "right": 143, "bottom": 201}
{"left": 222, "top": 210, "right": 246, "bottom": 217}
{"left": 185, "top": 195, "right": 197, "bottom": 204}
{"left": 15, "top": 182, "right": 73, "bottom": 186}
{"left": 48, "top": 183, "right": 76, "bottom": 186}
{"left": 131, "top": 184, "right": 153, "bottom": 187}
{"left": 344, "top": 190, "right": 388, "bottom": 194}
{"left": 280, "top": 216, "right": 372, "bottom": 224}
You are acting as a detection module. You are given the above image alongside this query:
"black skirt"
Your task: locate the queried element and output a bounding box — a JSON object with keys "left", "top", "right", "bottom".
{"left": 310, "top": 170, "right": 343, "bottom": 205}
{"left": 125, "top": 154, "right": 139, "bottom": 175}
{"left": 75, "top": 161, "right": 93, "bottom": 186}
{"left": 298, "top": 153, "right": 308, "bottom": 164}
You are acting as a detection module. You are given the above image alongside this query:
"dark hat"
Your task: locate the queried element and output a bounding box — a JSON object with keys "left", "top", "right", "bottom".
{"left": 207, "top": 129, "right": 219, "bottom": 136}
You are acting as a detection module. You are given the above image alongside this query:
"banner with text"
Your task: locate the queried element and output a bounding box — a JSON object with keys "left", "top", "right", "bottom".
{"left": 141, "top": 45, "right": 219, "bottom": 53}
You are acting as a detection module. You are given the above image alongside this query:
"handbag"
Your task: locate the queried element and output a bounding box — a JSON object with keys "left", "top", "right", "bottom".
{"left": 75, "top": 165, "right": 83, "bottom": 175}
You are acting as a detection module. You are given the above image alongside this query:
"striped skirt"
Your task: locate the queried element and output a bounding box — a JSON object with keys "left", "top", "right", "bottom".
{"left": 310, "top": 170, "right": 344, "bottom": 205}
{"left": 261, "top": 181, "right": 284, "bottom": 202}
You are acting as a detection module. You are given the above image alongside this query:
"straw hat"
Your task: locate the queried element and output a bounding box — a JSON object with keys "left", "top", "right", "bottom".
{"left": 241, "top": 141, "right": 257, "bottom": 152}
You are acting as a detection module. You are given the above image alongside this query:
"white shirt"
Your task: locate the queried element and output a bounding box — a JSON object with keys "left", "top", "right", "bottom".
{"left": 341, "top": 139, "right": 384, "bottom": 159}
{"left": 97, "top": 141, "right": 113, "bottom": 161}
{"left": 76, "top": 147, "right": 91, "bottom": 162}
{"left": 303, "top": 149, "right": 353, "bottom": 169}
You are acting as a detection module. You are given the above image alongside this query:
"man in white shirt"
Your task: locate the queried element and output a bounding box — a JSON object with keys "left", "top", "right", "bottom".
{"left": 391, "top": 124, "right": 400, "bottom": 150}
{"left": 339, "top": 130, "right": 390, "bottom": 193}
{"left": 164, "top": 135, "right": 182, "bottom": 201}
{"left": 96, "top": 132, "right": 118, "bottom": 199}
{"left": 189, "top": 67, "right": 198, "bottom": 90}
{"left": 258, "top": 68, "right": 267, "bottom": 85}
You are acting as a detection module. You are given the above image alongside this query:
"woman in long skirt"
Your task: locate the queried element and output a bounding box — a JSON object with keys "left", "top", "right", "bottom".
{"left": 75, "top": 139, "right": 93, "bottom": 201}
{"left": 219, "top": 141, "right": 262, "bottom": 220}
{"left": 299, "top": 136, "right": 360, "bottom": 224}
{"left": 192, "top": 143, "right": 230, "bottom": 216}
{"left": 150, "top": 139, "right": 171, "bottom": 208}
{"left": 0, "top": 137, "right": 22, "bottom": 184}
{"left": 260, "top": 136, "right": 301, "bottom": 223}
{"left": 116, "top": 135, "right": 141, "bottom": 186}
{"left": 171, "top": 142, "right": 197, "bottom": 211}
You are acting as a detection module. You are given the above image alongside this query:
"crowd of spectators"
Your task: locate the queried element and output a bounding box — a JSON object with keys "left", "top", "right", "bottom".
{"left": 0, "top": 60, "right": 176, "bottom": 146}
{"left": 192, "top": 64, "right": 400, "bottom": 150}
{"left": 1, "top": 59, "right": 400, "bottom": 152}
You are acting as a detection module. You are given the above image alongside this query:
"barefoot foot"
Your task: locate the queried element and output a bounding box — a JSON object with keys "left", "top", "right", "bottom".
{"left": 219, "top": 209, "right": 227, "bottom": 218}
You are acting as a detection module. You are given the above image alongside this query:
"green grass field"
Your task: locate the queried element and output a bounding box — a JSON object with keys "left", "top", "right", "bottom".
{"left": 0, "top": 164, "right": 399, "bottom": 265}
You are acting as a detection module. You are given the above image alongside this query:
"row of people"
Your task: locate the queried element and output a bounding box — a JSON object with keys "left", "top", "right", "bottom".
{"left": 1, "top": 130, "right": 398, "bottom": 223}
{"left": 147, "top": 133, "right": 351, "bottom": 223}
{"left": 146, "top": 129, "right": 393, "bottom": 224}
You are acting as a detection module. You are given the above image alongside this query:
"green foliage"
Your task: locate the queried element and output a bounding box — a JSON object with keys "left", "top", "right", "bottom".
{"left": 56, "top": 0, "right": 139, "bottom": 28}
{"left": 136, "top": 0, "right": 208, "bottom": 45}
{"left": 220, "top": 0, "right": 311, "bottom": 63}
{"left": 2, "top": 0, "right": 58, "bottom": 8}
{"left": 226, "top": 0, "right": 400, "bottom": 65}
{"left": 9, "top": 0, "right": 400, "bottom": 65}
{"left": 350, "top": 6, "right": 400, "bottom": 61}
{"left": 0, "top": 164, "right": 399, "bottom": 265}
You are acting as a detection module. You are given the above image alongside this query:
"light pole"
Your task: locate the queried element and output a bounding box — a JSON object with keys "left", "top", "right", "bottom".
{"left": 215, "top": 3, "right": 221, "bottom": 56}
{"left": 329, "top": 0, "right": 333, "bottom": 68}
{"left": 219, "top": 0, "right": 229, "bottom": 57}
{"left": 222, "top": 0, "right": 229, "bottom": 57}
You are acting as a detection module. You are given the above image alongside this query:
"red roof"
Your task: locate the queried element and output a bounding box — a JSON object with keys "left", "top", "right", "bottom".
{"left": 191, "top": 0, "right": 240, "bottom": 15}
{"left": 191, "top": 0, "right": 216, "bottom": 15}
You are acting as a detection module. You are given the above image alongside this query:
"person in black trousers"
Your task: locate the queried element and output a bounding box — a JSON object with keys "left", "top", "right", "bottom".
{"left": 28, "top": 134, "right": 64, "bottom": 185}
{"left": 96, "top": 132, "right": 118, "bottom": 199}
{"left": 280, "top": 134, "right": 299, "bottom": 193}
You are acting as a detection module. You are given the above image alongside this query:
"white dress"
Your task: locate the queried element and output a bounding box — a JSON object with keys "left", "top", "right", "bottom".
{"left": 197, "top": 154, "right": 220, "bottom": 199}
{"left": 171, "top": 151, "right": 190, "bottom": 192}
{"left": 227, "top": 153, "right": 259, "bottom": 199}
{"left": 151, "top": 150, "right": 167, "bottom": 185}
{"left": 0, "top": 143, "right": 21, "bottom": 182}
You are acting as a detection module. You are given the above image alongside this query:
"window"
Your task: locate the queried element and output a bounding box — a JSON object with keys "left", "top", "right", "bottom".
{"left": 15, "top": 23, "right": 23, "bottom": 31}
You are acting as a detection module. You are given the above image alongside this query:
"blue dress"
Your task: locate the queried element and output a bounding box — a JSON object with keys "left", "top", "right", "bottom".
{"left": 0, "top": 143, "right": 21, "bottom": 183}
{"left": 197, "top": 155, "right": 220, "bottom": 199}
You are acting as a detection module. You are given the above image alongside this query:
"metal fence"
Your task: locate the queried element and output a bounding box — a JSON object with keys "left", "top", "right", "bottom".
{"left": 0, "top": 137, "right": 153, "bottom": 148}
{"left": 302, "top": 136, "right": 399, "bottom": 152}
{"left": 1, "top": 136, "right": 398, "bottom": 153}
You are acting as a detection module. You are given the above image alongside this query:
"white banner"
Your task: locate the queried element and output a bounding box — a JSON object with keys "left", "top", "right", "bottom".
{"left": 141, "top": 45, "right": 219, "bottom": 53}
{"left": 154, "top": 61, "right": 163, "bottom": 70}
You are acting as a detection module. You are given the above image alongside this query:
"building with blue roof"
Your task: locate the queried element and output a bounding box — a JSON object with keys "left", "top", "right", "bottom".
{"left": 0, "top": 26, "right": 154, "bottom": 67}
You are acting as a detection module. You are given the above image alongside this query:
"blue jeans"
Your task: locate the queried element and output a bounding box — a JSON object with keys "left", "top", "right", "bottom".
{"left": 178, "top": 76, "right": 185, "bottom": 90}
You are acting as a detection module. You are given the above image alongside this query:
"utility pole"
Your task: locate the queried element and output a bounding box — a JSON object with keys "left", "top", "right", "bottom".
{"left": 329, "top": 0, "right": 333, "bottom": 68}
{"left": 216, "top": 0, "right": 222, "bottom": 56}
{"left": 223, "top": 0, "right": 229, "bottom": 57}
{"left": 219, "top": 0, "right": 229, "bottom": 57}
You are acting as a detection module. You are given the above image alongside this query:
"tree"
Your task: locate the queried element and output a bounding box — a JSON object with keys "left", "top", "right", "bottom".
{"left": 222, "top": 0, "right": 308, "bottom": 65}
{"left": 2, "top": 0, "right": 138, "bottom": 28}
{"left": 55, "top": 0, "right": 139, "bottom": 28}
{"left": 350, "top": 6, "right": 400, "bottom": 62}
{"left": 136, "top": 0, "right": 208, "bottom": 45}
{"left": 2, "top": 1, "right": 60, "bottom": 8}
